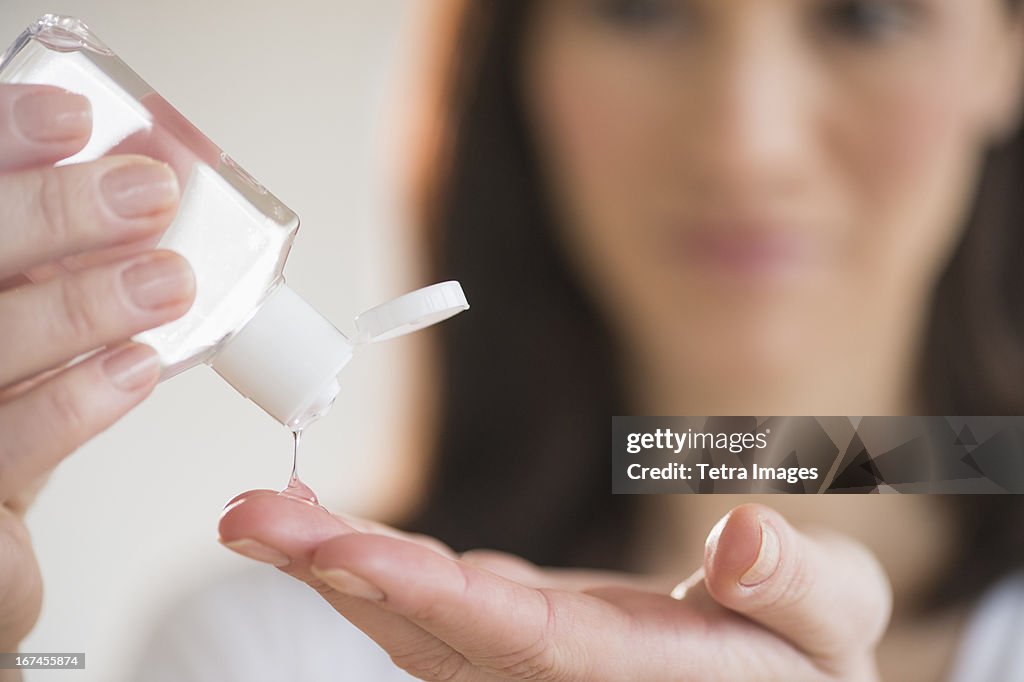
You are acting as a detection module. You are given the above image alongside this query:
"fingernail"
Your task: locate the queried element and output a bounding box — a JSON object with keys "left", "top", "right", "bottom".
{"left": 311, "top": 566, "right": 385, "bottom": 601}
{"left": 739, "top": 518, "right": 781, "bottom": 587}
{"left": 222, "top": 539, "right": 291, "bottom": 567}
{"left": 704, "top": 512, "right": 731, "bottom": 565}
{"left": 123, "top": 253, "right": 195, "bottom": 311}
{"left": 13, "top": 90, "right": 91, "bottom": 142}
{"left": 100, "top": 162, "right": 179, "bottom": 219}
{"left": 102, "top": 344, "right": 160, "bottom": 391}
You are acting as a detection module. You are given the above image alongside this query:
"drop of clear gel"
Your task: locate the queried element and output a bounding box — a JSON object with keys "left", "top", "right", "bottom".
{"left": 278, "top": 430, "right": 322, "bottom": 507}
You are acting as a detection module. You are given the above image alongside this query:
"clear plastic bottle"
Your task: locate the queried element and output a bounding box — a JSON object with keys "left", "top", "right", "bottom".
{"left": 0, "top": 13, "right": 468, "bottom": 429}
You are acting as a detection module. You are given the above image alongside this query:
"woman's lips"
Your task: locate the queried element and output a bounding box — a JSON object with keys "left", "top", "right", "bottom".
{"left": 666, "top": 224, "right": 818, "bottom": 280}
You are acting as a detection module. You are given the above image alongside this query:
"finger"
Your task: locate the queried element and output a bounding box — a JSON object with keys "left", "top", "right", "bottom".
{"left": 0, "top": 85, "right": 91, "bottom": 173}
{"left": 0, "top": 250, "right": 195, "bottom": 388}
{"left": 457, "top": 549, "right": 553, "bottom": 587}
{"left": 311, "top": 533, "right": 636, "bottom": 680}
{"left": 219, "top": 490, "right": 456, "bottom": 560}
{"left": 579, "top": 585, "right": 828, "bottom": 682}
{"left": 0, "top": 155, "right": 179, "bottom": 280}
{"left": 0, "top": 366, "right": 60, "bottom": 404}
{"left": 0, "top": 343, "right": 160, "bottom": 501}
{"left": 22, "top": 239, "right": 157, "bottom": 286}
{"left": 218, "top": 495, "right": 481, "bottom": 681}
{"left": 459, "top": 549, "right": 661, "bottom": 593}
{"left": 0, "top": 274, "right": 29, "bottom": 291}
{"left": 218, "top": 492, "right": 355, "bottom": 567}
{"left": 335, "top": 513, "right": 457, "bottom": 559}
{"left": 4, "top": 470, "right": 50, "bottom": 517}
{"left": 222, "top": 488, "right": 277, "bottom": 511}
{"left": 107, "top": 91, "right": 221, "bottom": 185}
{"left": 312, "top": 535, "right": 822, "bottom": 682}
{"left": 702, "top": 503, "right": 893, "bottom": 670}
{"left": 0, "top": 511, "right": 43, "bottom": 650}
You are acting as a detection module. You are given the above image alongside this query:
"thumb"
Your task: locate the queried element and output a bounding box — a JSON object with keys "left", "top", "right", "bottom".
{"left": 702, "top": 503, "right": 893, "bottom": 672}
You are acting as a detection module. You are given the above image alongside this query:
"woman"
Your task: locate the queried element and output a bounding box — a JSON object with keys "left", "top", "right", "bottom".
{"left": 3, "top": 0, "right": 1024, "bottom": 680}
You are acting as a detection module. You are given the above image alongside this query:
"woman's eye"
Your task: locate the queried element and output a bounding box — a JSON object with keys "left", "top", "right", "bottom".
{"left": 819, "top": 0, "right": 921, "bottom": 43}
{"left": 587, "top": 0, "right": 690, "bottom": 33}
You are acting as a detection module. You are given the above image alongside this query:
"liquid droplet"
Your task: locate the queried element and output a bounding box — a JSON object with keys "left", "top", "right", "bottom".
{"left": 279, "top": 430, "right": 322, "bottom": 507}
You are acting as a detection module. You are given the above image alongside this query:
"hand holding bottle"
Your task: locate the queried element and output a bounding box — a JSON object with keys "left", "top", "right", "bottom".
{"left": 0, "top": 83, "right": 194, "bottom": 654}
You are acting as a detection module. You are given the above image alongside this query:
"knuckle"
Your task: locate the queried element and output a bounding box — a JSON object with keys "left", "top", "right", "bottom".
{"left": 767, "top": 552, "right": 814, "bottom": 613}
{"left": 806, "top": 534, "right": 893, "bottom": 653}
{"left": 407, "top": 596, "right": 446, "bottom": 625}
{"left": 43, "top": 377, "right": 87, "bottom": 436}
{"left": 391, "top": 646, "right": 466, "bottom": 681}
{"left": 460, "top": 549, "right": 534, "bottom": 576}
{"left": 408, "top": 561, "right": 471, "bottom": 624}
{"left": 483, "top": 639, "right": 561, "bottom": 681}
{"left": 838, "top": 659, "right": 883, "bottom": 682}
{"left": 5, "top": 473, "right": 49, "bottom": 516}
{"left": 35, "top": 169, "right": 73, "bottom": 244}
{"left": 846, "top": 543, "right": 893, "bottom": 646}
{"left": 406, "top": 532, "right": 454, "bottom": 557}
{"left": 54, "top": 275, "right": 103, "bottom": 339}
{"left": 458, "top": 549, "right": 503, "bottom": 564}
{"left": 480, "top": 590, "right": 571, "bottom": 682}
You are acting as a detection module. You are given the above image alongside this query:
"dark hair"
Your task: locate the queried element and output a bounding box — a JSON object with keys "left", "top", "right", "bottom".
{"left": 404, "top": 0, "right": 1024, "bottom": 610}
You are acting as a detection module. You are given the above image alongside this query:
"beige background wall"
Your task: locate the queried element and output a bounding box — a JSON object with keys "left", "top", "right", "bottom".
{"left": 0, "top": 2, "right": 427, "bottom": 679}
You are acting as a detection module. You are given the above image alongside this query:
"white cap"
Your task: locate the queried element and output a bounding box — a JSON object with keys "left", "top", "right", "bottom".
{"left": 211, "top": 281, "right": 469, "bottom": 429}
{"left": 211, "top": 285, "right": 353, "bottom": 429}
{"left": 354, "top": 281, "right": 469, "bottom": 343}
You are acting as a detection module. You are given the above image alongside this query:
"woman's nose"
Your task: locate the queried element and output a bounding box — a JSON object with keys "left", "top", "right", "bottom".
{"left": 686, "top": 16, "right": 820, "bottom": 204}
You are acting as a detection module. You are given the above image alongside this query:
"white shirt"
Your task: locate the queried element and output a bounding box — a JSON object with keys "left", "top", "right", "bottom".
{"left": 134, "top": 565, "right": 415, "bottom": 682}
{"left": 134, "top": 566, "right": 1024, "bottom": 681}
{"left": 948, "top": 572, "right": 1024, "bottom": 682}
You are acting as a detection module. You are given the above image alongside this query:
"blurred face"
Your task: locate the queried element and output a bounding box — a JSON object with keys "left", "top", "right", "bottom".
{"left": 523, "top": 0, "right": 1024, "bottom": 403}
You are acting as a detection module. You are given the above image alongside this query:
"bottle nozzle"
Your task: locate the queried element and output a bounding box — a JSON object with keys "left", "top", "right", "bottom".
{"left": 210, "top": 281, "right": 469, "bottom": 428}
{"left": 211, "top": 285, "right": 353, "bottom": 428}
